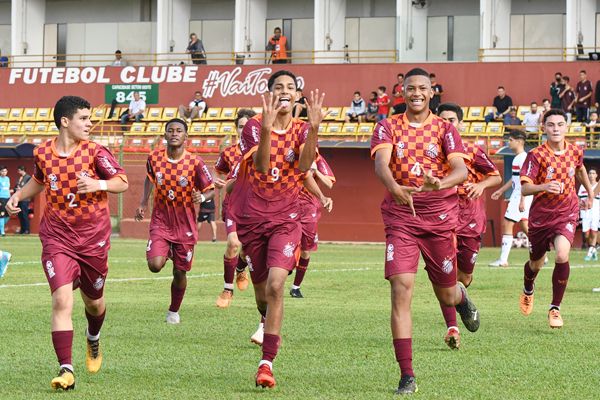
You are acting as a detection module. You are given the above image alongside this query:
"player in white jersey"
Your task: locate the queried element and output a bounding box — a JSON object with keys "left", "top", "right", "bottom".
{"left": 489, "top": 130, "right": 533, "bottom": 267}
{"left": 578, "top": 168, "right": 599, "bottom": 261}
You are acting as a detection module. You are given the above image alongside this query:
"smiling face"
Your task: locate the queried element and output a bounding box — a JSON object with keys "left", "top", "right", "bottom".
{"left": 544, "top": 114, "right": 567, "bottom": 145}
{"left": 403, "top": 74, "right": 432, "bottom": 113}
{"left": 270, "top": 74, "right": 296, "bottom": 114}
{"left": 165, "top": 122, "right": 188, "bottom": 148}
{"left": 63, "top": 108, "right": 92, "bottom": 141}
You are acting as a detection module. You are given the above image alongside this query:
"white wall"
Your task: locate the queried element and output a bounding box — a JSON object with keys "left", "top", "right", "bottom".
{"left": 428, "top": 0, "right": 479, "bottom": 16}
{"left": 267, "top": 0, "right": 313, "bottom": 18}
{"left": 0, "top": 25, "right": 9, "bottom": 56}
{"left": 511, "top": 0, "right": 565, "bottom": 14}
{"left": 346, "top": 16, "right": 395, "bottom": 63}
{"left": 510, "top": 14, "right": 564, "bottom": 61}
{"left": 189, "top": 20, "right": 234, "bottom": 63}
{"left": 234, "top": 0, "right": 267, "bottom": 64}
{"left": 314, "top": 0, "right": 346, "bottom": 63}
{"left": 190, "top": 0, "right": 234, "bottom": 19}
{"left": 292, "top": 18, "right": 314, "bottom": 62}
{"left": 45, "top": 0, "right": 144, "bottom": 23}
{"left": 346, "top": 0, "right": 394, "bottom": 17}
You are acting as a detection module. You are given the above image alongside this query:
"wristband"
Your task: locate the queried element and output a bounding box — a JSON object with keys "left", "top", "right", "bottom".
{"left": 99, "top": 180, "right": 108, "bottom": 191}
{"left": 200, "top": 193, "right": 206, "bottom": 203}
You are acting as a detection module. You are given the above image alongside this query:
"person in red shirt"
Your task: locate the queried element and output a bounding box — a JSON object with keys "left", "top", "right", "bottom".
{"left": 135, "top": 118, "right": 214, "bottom": 325}
{"left": 519, "top": 109, "right": 595, "bottom": 329}
{"left": 370, "top": 68, "right": 480, "bottom": 395}
{"left": 229, "top": 70, "right": 325, "bottom": 388}
{"left": 213, "top": 109, "right": 256, "bottom": 308}
{"left": 392, "top": 73, "right": 406, "bottom": 114}
{"left": 376, "top": 85, "right": 391, "bottom": 121}
{"left": 6, "top": 96, "right": 129, "bottom": 390}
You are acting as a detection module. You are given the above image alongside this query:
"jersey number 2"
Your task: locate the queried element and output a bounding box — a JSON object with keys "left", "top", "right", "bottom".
{"left": 66, "top": 193, "right": 78, "bottom": 208}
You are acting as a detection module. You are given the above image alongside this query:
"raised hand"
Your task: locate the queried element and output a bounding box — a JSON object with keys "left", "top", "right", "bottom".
{"left": 305, "top": 89, "right": 328, "bottom": 129}
{"left": 261, "top": 92, "right": 283, "bottom": 130}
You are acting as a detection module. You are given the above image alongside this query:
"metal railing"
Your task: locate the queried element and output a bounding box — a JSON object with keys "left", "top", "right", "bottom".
{"left": 478, "top": 46, "right": 599, "bottom": 62}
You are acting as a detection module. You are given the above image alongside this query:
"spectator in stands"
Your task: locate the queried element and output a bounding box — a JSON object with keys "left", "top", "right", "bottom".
{"left": 0, "top": 50, "right": 8, "bottom": 68}
{"left": 594, "top": 80, "right": 600, "bottom": 111}
{"left": 575, "top": 70, "right": 593, "bottom": 122}
{"left": 522, "top": 101, "right": 542, "bottom": 133}
{"left": 120, "top": 91, "right": 146, "bottom": 128}
{"left": 111, "top": 50, "right": 128, "bottom": 66}
{"left": 14, "top": 166, "right": 31, "bottom": 234}
{"left": 186, "top": 33, "right": 207, "bottom": 65}
{"left": 486, "top": 86, "right": 513, "bottom": 122}
{"left": 178, "top": 91, "right": 207, "bottom": 122}
{"left": 503, "top": 107, "right": 521, "bottom": 126}
{"left": 365, "top": 91, "right": 379, "bottom": 122}
{"left": 542, "top": 98, "right": 552, "bottom": 114}
{"left": 376, "top": 86, "right": 390, "bottom": 122}
{"left": 391, "top": 73, "right": 406, "bottom": 114}
{"left": 587, "top": 112, "right": 599, "bottom": 133}
{"left": 293, "top": 88, "right": 307, "bottom": 118}
{"left": 345, "top": 91, "right": 366, "bottom": 123}
{"left": 429, "top": 73, "right": 443, "bottom": 112}
{"left": 550, "top": 72, "right": 563, "bottom": 108}
{"left": 559, "top": 76, "right": 576, "bottom": 124}
{"left": 267, "top": 27, "right": 289, "bottom": 64}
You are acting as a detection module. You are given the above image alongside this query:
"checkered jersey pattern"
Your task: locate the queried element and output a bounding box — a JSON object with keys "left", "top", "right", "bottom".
{"left": 457, "top": 142, "right": 499, "bottom": 197}
{"left": 370, "top": 113, "right": 468, "bottom": 187}
{"left": 147, "top": 149, "right": 214, "bottom": 209}
{"left": 240, "top": 116, "right": 309, "bottom": 199}
{"left": 32, "top": 140, "right": 125, "bottom": 225}
{"left": 215, "top": 144, "right": 242, "bottom": 175}
{"left": 520, "top": 142, "right": 582, "bottom": 212}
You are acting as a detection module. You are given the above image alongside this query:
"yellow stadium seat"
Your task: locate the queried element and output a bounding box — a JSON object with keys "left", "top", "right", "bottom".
{"left": 22, "top": 108, "right": 37, "bottom": 121}
{"left": 325, "top": 122, "right": 343, "bottom": 133}
{"left": 146, "top": 107, "right": 163, "bottom": 121}
{"left": 461, "top": 107, "right": 468, "bottom": 119}
{"left": 339, "top": 107, "right": 352, "bottom": 121}
{"left": 221, "top": 108, "right": 237, "bottom": 120}
{"left": 569, "top": 123, "right": 585, "bottom": 134}
{"left": 466, "top": 107, "right": 485, "bottom": 121}
{"left": 129, "top": 122, "right": 146, "bottom": 133}
{"left": 484, "top": 106, "right": 497, "bottom": 117}
{"left": 0, "top": 109, "right": 9, "bottom": 121}
{"left": 221, "top": 122, "right": 236, "bottom": 134}
{"left": 0, "top": 123, "right": 7, "bottom": 133}
{"left": 342, "top": 123, "right": 358, "bottom": 133}
{"left": 91, "top": 107, "right": 107, "bottom": 120}
{"left": 516, "top": 106, "right": 530, "bottom": 118}
{"left": 48, "top": 124, "right": 59, "bottom": 133}
{"left": 469, "top": 122, "right": 486, "bottom": 134}
{"left": 162, "top": 107, "right": 178, "bottom": 119}
{"left": 358, "top": 123, "right": 375, "bottom": 133}
{"left": 9, "top": 108, "right": 24, "bottom": 121}
{"left": 325, "top": 107, "right": 342, "bottom": 121}
{"left": 34, "top": 122, "right": 49, "bottom": 132}
{"left": 36, "top": 108, "right": 53, "bottom": 121}
{"left": 203, "top": 108, "right": 222, "bottom": 121}
{"left": 486, "top": 122, "right": 504, "bottom": 134}
{"left": 189, "top": 122, "right": 206, "bottom": 135}
{"left": 318, "top": 124, "right": 327, "bottom": 133}
{"left": 458, "top": 122, "right": 470, "bottom": 135}
{"left": 21, "top": 122, "right": 35, "bottom": 133}
{"left": 7, "top": 123, "right": 21, "bottom": 133}
{"left": 146, "top": 122, "right": 164, "bottom": 134}
{"left": 205, "top": 122, "right": 221, "bottom": 134}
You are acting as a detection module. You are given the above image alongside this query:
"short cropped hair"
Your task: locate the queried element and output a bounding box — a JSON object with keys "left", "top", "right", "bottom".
{"left": 436, "top": 102, "right": 463, "bottom": 122}
{"left": 165, "top": 118, "right": 188, "bottom": 132}
{"left": 405, "top": 68, "right": 430, "bottom": 80}
{"left": 235, "top": 108, "right": 257, "bottom": 126}
{"left": 267, "top": 70, "right": 297, "bottom": 91}
{"left": 54, "top": 96, "right": 91, "bottom": 129}
{"left": 542, "top": 109, "right": 567, "bottom": 124}
{"left": 509, "top": 130, "right": 527, "bottom": 141}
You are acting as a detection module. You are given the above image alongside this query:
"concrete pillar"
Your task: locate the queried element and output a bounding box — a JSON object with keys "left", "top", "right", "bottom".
{"left": 234, "top": 0, "right": 267, "bottom": 65}
{"left": 566, "top": 0, "right": 596, "bottom": 61}
{"left": 479, "top": 0, "right": 510, "bottom": 61}
{"left": 396, "top": 0, "right": 427, "bottom": 62}
{"left": 11, "top": 0, "right": 45, "bottom": 67}
{"left": 314, "top": 0, "right": 346, "bottom": 64}
{"left": 156, "top": 0, "right": 191, "bottom": 65}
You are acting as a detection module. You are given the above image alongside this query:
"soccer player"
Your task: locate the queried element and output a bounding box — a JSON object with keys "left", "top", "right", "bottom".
{"left": 489, "top": 130, "right": 533, "bottom": 267}
{"left": 290, "top": 156, "right": 335, "bottom": 298}
{"left": 229, "top": 70, "right": 324, "bottom": 388}
{"left": 519, "top": 109, "right": 595, "bottom": 328}
{"left": 6, "top": 96, "right": 129, "bottom": 390}
{"left": 370, "top": 68, "right": 480, "bottom": 395}
{"left": 578, "top": 168, "right": 599, "bottom": 261}
{"left": 135, "top": 118, "right": 214, "bottom": 324}
{"left": 213, "top": 108, "right": 255, "bottom": 308}
{"left": 436, "top": 103, "right": 501, "bottom": 349}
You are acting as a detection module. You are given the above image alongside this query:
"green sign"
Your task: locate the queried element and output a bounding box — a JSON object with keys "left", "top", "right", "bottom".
{"left": 105, "top": 84, "right": 159, "bottom": 104}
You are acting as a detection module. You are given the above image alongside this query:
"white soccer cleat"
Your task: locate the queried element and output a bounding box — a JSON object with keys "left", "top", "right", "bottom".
{"left": 165, "top": 311, "right": 180, "bottom": 324}
{"left": 250, "top": 323, "right": 264, "bottom": 346}
{"left": 489, "top": 259, "right": 508, "bottom": 268}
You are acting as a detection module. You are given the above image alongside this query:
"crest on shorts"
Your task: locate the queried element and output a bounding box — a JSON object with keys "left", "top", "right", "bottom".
{"left": 546, "top": 166, "right": 554, "bottom": 180}
{"left": 314, "top": 233, "right": 319, "bottom": 244}
{"left": 566, "top": 222, "right": 574, "bottom": 233}
{"left": 48, "top": 174, "right": 58, "bottom": 191}
{"left": 396, "top": 142, "right": 405, "bottom": 159}
{"left": 386, "top": 244, "right": 394, "bottom": 261}
{"left": 283, "top": 242, "right": 296, "bottom": 258}
{"left": 226, "top": 219, "right": 233, "bottom": 227}
{"left": 442, "top": 257, "right": 453, "bottom": 274}
{"left": 289, "top": 213, "right": 298, "bottom": 219}
{"left": 156, "top": 172, "right": 164, "bottom": 185}
{"left": 439, "top": 213, "right": 448, "bottom": 220}
{"left": 97, "top": 241, "right": 106, "bottom": 248}
{"left": 179, "top": 176, "right": 189, "bottom": 187}
{"left": 426, "top": 143, "right": 439, "bottom": 159}
{"left": 45, "top": 260, "right": 56, "bottom": 278}
{"left": 285, "top": 148, "right": 296, "bottom": 163}
{"left": 93, "top": 276, "right": 104, "bottom": 290}
{"left": 468, "top": 222, "right": 477, "bottom": 229}
{"left": 186, "top": 250, "right": 193, "bottom": 262}
{"left": 471, "top": 252, "right": 478, "bottom": 265}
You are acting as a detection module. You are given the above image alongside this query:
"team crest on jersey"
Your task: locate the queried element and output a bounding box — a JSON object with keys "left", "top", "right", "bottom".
{"left": 179, "top": 176, "right": 189, "bottom": 187}
{"left": 45, "top": 260, "right": 55, "bottom": 278}
{"left": 283, "top": 242, "right": 296, "bottom": 258}
{"left": 546, "top": 166, "right": 554, "bottom": 180}
{"left": 471, "top": 252, "right": 478, "bottom": 265}
{"left": 442, "top": 257, "right": 454, "bottom": 274}
{"left": 156, "top": 172, "right": 164, "bottom": 185}
{"left": 568, "top": 167, "right": 575, "bottom": 177}
{"left": 285, "top": 148, "right": 296, "bottom": 163}
{"left": 245, "top": 255, "right": 254, "bottom": 271}
{"left": 425, "top": 143, "right": 438, "bottom": 159}
{"left": 396, "top": 142, "right": 405, "bottom": 159}
{"left": 386, "top": 244, "right": 394, "bottom": 261}
{"left": 80, "top": 170, "right": 91, "bottom": 178}
{"left": 48, "top": 174, "right": 58, "bottom": 191}
{"left": 186, "top": 250, "right": 193, "bottom": 263}
{"left": 93, "top": 276, "right": 104, "bottom": 290}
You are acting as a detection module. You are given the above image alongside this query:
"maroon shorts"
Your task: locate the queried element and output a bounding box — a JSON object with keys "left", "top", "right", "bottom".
{"left": 529, "top": 219, "right": 577, "bottom": 261}
{"left": 221, "top": 202, "right": 238, "bottom": 235}
{"left": 237, "top": 218, "right": 302, "bottom": 284}
{"left": 146, "top": 233, "right": 195, "bottom": 272}
{"left": 300, "top": 201, "right": 320, "bottom": 252}
{"left": 456, "top": 235, "right": 481, "bottom": 275}
{"left": 384, "top": 221, "right": 457, "bottom": 288}
{"left": 41, "top": 250, "right": 108, "bottom": 300}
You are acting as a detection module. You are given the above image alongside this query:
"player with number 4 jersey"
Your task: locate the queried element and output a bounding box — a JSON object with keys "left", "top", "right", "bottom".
{"left": 135, "top": 118, "right": 214, "bottom": 325}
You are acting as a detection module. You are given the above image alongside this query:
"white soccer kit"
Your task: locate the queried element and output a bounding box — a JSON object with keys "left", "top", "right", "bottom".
{"left": 504, "top": 151, "right": 533, "bottom": 222}
{"left": 579, "top": 183, "right": 599, "bottom": 232}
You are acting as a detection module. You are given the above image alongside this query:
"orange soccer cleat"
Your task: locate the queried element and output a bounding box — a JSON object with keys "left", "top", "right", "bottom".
{"left": 519, "top": 292, "right": 534, "bottom": 316}
{"left": 255, "top": 364, "right": 276, "bottom": 388}
{"left": 548, "top": 309, "right": 563, "bottom": 329}
{"left": 215, "top": 290, "right": 233, "bottom": 308}
{"left": 236, "top": 270, "right": 249, "bottom": 291}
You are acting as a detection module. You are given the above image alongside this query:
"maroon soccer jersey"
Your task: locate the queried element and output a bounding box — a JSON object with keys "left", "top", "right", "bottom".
{"left": 520, "top": 142, "right": 582, "bottom": 228}
{"left": 370, "top": 113, "right": 468, "bottom": 219}
{"left": 576, "top": 80, "right": 593, "bottom": 108}
{"left": 215, "top": 144, "right": 242, "bottom": 175}
{"left": 33, "top": 139, "right": 127, "bottom": 254}
{"left": 146, "top": 149, "right": 214, "bottom": 244}
{"left": 299, "top": 154, "right": 336, "bottom": 204}
{"left": 237, "top": 115, "right": 309, "bottom": 222}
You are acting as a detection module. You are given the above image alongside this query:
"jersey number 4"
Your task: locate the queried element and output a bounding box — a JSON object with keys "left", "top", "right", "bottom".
{"left": 410, "top": 162, "right": 422, "bottom": 177}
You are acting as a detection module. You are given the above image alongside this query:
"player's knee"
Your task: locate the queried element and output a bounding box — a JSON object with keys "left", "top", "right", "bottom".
{"left": 300, "top": 250, "right": 310, "bottom": 259}
{"left": 265, "top": 281, "right": 285, "bottom": 300}
{"left": 84, "top": 299, "right": 104, "bottom": 315}
{"left": 147, "top": 259, "right": 165, "bottom": 273}
{"left": 555, "top": 252, "right": 569, "bottom": 263}
{"left": 52, "top": 293, "right": 72, "bottom": 313}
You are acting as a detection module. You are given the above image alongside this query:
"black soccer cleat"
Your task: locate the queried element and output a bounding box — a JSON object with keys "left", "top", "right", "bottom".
{"left": 289, "top": 288, "right": 304, "bottom": 298}
{"left": 455, "top": 282, "right": 480, "bottom": 332}
{"left": 395, "top": 375, "right": 418, "bottom": 395}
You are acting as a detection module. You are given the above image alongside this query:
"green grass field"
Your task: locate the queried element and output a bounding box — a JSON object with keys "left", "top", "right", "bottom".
{"left": 0, "top": 236, "right": 599, "bottom": 399}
